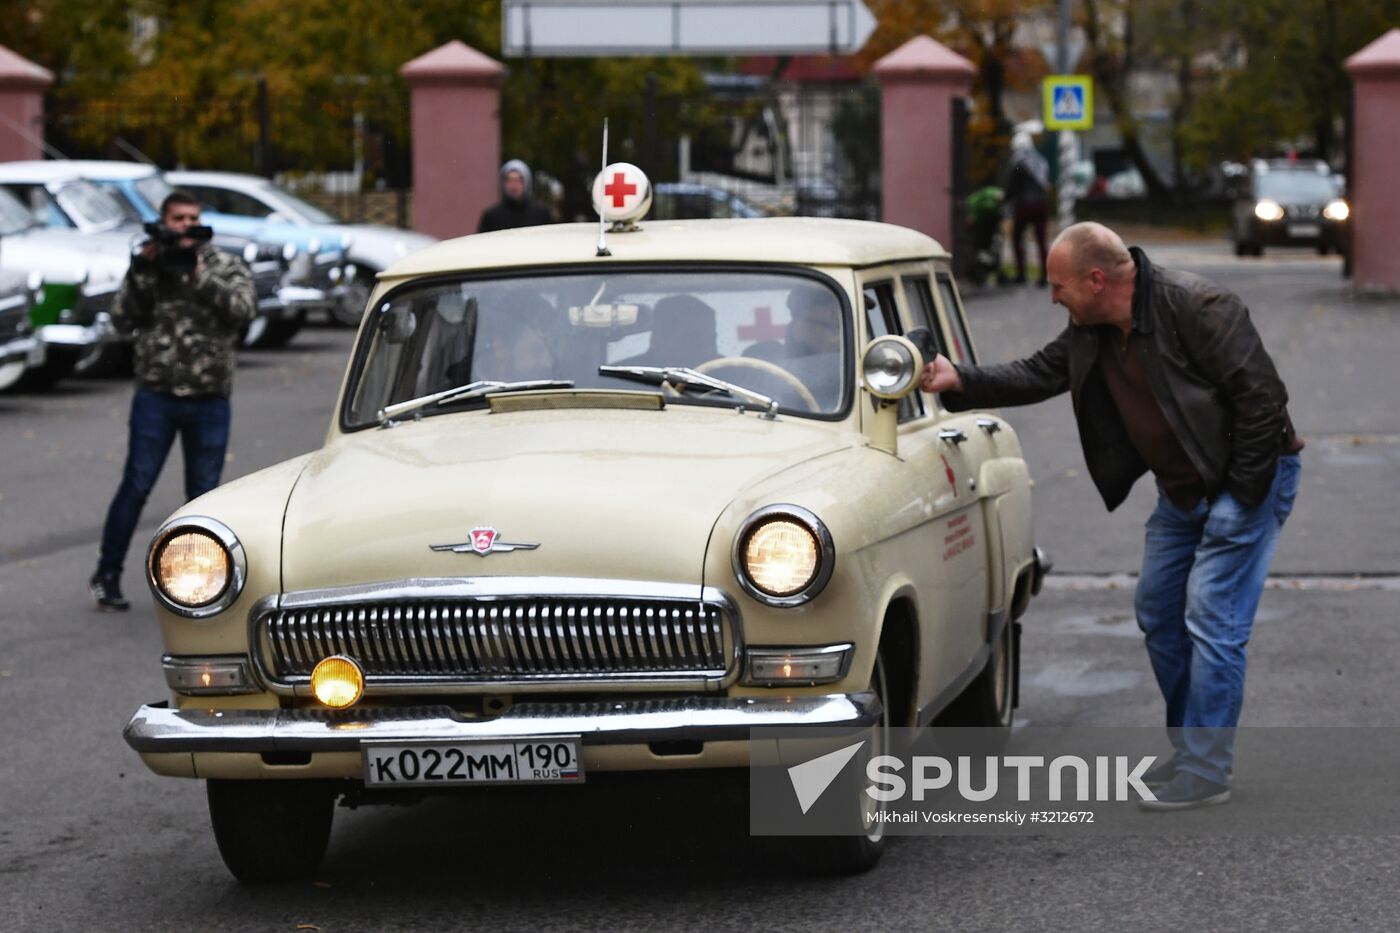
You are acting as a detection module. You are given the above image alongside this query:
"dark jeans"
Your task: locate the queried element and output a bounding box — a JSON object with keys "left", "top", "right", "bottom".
{"left": 1012, "top": 202, "right": 1049, "bottom": 282}
{"left": 97, "top": 388, "right": 231, "bottom": 578}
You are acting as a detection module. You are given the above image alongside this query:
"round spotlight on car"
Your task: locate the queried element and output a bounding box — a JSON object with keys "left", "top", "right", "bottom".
{"left": 147, "top": 517, "right": 246, "bottom": 618}
{"left": 861, "top": 335, "right": 923, "bottom": 400}
{"left": 1254, "top": 199, "right": 1285, "bottom": 222}
{"left": 311, "top": 656, "right": 364, "bottom": 709}
{"left": 733, "top": 505, "right": 835, "bottom": 607}
{"left": 1324, "top": 199, "right": 1350, "bottom": 222}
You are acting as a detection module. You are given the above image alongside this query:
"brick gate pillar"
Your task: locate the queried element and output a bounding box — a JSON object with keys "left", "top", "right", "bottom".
{"left": 0, "top": 44, "right": 54, "bottom": 163}
{"left": 400, "top": 41, "right": 505, "bottom": 240}
{"left": 873, "top": 36, "right": 975, "bottom": 251}
{"left": 1346, "top": 29, "right": 1400, "bottom": 293}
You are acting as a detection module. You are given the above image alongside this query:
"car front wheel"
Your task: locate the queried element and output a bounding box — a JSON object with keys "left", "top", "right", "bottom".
{"left": 807, "top": 653, "right": 890, "bottom": 876}
{"left": 207, "top": 779, "right": 336, "bottom": 883}
{"left": 934, "top": 620, "right": 1017, "bottom": 738}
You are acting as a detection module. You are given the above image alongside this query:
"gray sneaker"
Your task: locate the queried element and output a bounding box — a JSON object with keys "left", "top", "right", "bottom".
{"left": 1141, "top": 757, "right": 1178, "bottom": 789}
{"left": 1138, "top": 771, "right": 1230, "bottom": 811}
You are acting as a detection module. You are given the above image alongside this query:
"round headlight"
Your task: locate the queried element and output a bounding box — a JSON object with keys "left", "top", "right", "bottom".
{"left": 281, "top": 241, "right": 298, "bottom": 263}
{"left": 1324, "top": 199, "right": 1350, "bottom": 222}
{"left": 147, "top": 517, "right": 246, "bottom": 618}
{"left": 861, "top": 335, "right": 923, "bottom": 400}
{"left": 242, "top": 242, "right": 258, "bottom": 264}
{"left": 733, "top": 505, "right": 835, "bottom": 607}
{"left": 311, "top": 656, "right": 364, "bottom": 709}
{"left": 308, "top": 237, "right": 321, "bottom": 256}
{"left": 1254, "top": 199, "right": 1284, "bottom": 222}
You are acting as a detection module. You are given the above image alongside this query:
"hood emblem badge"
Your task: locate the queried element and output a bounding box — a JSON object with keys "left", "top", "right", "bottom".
{"left": 431, "top": 526, "right": 540, "bottom": 557}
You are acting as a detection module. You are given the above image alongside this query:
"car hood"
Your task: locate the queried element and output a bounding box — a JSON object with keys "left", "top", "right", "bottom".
{"left": 280, "top": 407, "right": 853, "bottom": 593}
{"left": 0, "top": 228, "right": 130, "bottom": 287}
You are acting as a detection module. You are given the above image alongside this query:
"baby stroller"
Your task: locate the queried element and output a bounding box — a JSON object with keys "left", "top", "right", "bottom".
{"left": 965, "top": 186, "right": 1005, "bottom": 286}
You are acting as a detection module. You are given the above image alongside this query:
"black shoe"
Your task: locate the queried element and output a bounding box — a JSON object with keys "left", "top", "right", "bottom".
{"left": 1140, "top": 757, "right": 1178, "bottom": 789}
{"left": 90, "top": 573, "right": 130, "bottom": 612}
{"left": 1138, "top": 771, "right": 1230, "bottom": 811}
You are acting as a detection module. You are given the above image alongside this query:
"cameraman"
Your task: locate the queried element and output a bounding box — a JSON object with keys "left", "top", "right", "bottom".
{"left": 90, "top": 191, "right": 255, "bottom": 611}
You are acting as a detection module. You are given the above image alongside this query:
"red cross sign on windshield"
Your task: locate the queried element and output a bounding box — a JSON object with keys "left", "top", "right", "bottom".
{"left": 604, "top": 171, "right": 637, "bottom": 208}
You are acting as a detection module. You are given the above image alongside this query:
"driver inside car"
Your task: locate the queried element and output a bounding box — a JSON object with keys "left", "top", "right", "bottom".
{"left": 616, "top": 294, "right": 718, "bottom": 369}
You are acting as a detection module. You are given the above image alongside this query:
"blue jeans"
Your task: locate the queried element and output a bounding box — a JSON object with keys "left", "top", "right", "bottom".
{"left": 1135, "top": 453, "right": 1301, "bottom": 785}
{"left": 97, "top": 389, "right": 231, "bottom": 579}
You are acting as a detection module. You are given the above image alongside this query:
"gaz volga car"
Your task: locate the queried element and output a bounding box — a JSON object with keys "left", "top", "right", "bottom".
{"left": 124, "top": 171, "right": 1046, "bottom": 882}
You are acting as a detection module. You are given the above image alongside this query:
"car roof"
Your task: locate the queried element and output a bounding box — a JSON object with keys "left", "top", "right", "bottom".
{"left": 0, "top": 161, "right": 90, "bottom": 184}
{"left": 167, "top": 170, "right": 271, "bottom": 190}
{"left": 382, "top": 218, "right": 947, "bottom": 280}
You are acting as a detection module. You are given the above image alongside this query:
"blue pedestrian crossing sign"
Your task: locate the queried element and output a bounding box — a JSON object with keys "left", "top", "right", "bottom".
{"left": 1043, "top": 76, "right": 1093, "bottom": 130}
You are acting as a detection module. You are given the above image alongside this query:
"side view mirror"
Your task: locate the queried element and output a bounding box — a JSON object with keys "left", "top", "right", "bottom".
{"left": 860, "top": 335, "right": 924, "bottom": 455}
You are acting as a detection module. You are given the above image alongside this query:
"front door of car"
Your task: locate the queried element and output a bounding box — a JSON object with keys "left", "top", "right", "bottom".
{"left": 859, "top": 270, "right": 989, "bottom": 698}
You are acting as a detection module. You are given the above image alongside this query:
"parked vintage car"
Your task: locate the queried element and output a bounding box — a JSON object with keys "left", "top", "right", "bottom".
{"left": 1231, "top": 158, "right": 1350, "bottom": 257}
{"left": 0, "top": 262, "right": 43, "bottom": 391}
{"left": 0, "top": 161, "right": 301, "bottom": 351}
{"left": 123, "top": 168, "right": 1046, "bottom": 882}
{"left": 0, "top": 185, "right": 123, "bottom": 389}
{"left": 167, "top": 169, "right": 435, "bottom": 326}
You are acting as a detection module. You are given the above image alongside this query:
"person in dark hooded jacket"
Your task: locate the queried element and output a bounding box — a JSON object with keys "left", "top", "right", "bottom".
{"left": 477, "top": 159, "right": 555, "bottom": 232}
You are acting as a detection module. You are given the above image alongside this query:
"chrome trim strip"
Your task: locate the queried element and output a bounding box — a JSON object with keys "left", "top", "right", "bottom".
{"left": 124, "top": 691, "right": 882, "bottom": 753}
{"left": 244, "top": 578, "right": 744, "bottom": 696}
{"left": 730, "top": 503, "right": 837, "bottom": 609}
{"left": 146, "top": 516, "right": 248, "bottom": 620}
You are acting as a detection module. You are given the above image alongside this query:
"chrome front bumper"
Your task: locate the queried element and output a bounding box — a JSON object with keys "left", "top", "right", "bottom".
{"left": 123, "top": 692, "right": 881, "bottom": 754}
{"left": 0, "top": 335, "right": 43, "bottom": 367}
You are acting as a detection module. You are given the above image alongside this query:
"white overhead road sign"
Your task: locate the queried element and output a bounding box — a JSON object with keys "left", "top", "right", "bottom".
{"left": 502, "top": 0, "right": 878, "bottom": 57}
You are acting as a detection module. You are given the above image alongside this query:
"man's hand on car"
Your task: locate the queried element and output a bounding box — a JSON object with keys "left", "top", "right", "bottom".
{"left": 920, "top": 353, "right": 963, "bottom": 394}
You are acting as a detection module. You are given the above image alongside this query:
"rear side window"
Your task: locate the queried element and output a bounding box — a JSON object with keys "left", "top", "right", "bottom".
{"left": 935, "top": 274, "right": 976, "bottom": 364}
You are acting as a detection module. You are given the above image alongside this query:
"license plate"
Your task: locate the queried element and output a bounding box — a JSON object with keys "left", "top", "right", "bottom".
{"left": 1288, "top": 223, "right": 1321, "bottom": 238}
{"left": 362, "top": 737, "right": 584, "bottom": 787}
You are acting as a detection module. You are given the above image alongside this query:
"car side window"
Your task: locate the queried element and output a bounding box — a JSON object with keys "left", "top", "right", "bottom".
{"left": 934, "top": 273, "right": 977, "bottom": 365}
{"left": 863, "top": 280, "right": 924, "bottom": 422}
{"left": 901, "top": 275, "right": 948, "bottom": 356}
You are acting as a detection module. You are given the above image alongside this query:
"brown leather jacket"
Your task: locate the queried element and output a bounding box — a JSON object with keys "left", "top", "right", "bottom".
{"left": 944, "top": 247, "right": 1297, "bottom": 511}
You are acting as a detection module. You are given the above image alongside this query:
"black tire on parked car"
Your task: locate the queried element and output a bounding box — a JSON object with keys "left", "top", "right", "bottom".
{"left": 207, "top": 779, "right": 336, "bottom": 883}
{"left": 13, "top": 348, "right": 80, "bottom": 391}
{"left": 806, "top": 653, "right": 891, "bottom": 876}
{"left": 329, "top": 265, "right": 374, "bottom": 328}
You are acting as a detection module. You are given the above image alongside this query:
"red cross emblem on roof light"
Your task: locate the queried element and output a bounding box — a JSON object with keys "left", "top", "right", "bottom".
{"left": 591, "top": 161, "right": 652, "bottom": 224}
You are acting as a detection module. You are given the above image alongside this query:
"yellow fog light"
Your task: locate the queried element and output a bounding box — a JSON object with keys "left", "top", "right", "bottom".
{"left": 154, "top": 531, "right": 230, "bottom": 607}
{"left": 311, "top": 656, "right": 364, "bottom": 709}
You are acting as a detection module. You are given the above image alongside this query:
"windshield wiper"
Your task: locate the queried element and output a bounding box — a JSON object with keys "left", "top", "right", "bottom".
{"left": 378, "top": 379, "right": 574, "bottom": 426}
{"left": 599, "top": 365, "right": 779, "bottom": 418}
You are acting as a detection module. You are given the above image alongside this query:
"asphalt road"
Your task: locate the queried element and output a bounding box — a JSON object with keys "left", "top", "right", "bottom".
{"left": 2, "top": 241, "right": 1398, "bottom": 931}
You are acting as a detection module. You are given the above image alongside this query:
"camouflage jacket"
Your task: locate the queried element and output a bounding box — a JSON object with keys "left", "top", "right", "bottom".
{"left": 111, "top": 243, "right": 257, "bottom": 398}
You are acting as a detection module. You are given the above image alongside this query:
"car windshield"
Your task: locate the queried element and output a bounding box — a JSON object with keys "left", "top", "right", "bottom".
{"left": 263, "top": 184, "right": 339, "bottom": 224}
{"left": 0, "top": 188, "right": 35, "bottom": 235}
{"left": 1257, "top": 172, "right": 1336, "bottom": 203}
{"left": 345, "top": 269, "right": 850, "bottom": 428}
{"left": 134, "top": 174, "right": 175, "bottom": 217}
{"left": 54, "top": 180, "right": 129, "bottom": 230}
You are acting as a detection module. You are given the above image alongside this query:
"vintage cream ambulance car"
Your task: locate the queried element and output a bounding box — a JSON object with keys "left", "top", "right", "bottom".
{"left": 124, "top": 164, "right": 1047, "bottom": 881}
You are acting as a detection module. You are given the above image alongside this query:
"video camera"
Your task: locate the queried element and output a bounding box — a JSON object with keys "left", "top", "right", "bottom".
{"left": 141, "top": 222, "right": 214, "bottom": 273}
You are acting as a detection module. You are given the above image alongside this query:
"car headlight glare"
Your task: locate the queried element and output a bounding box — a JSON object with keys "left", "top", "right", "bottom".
{"left": 745, "top": 520, "right": 819, "bottom": 596}
{"left": 1254, "top": 199, "right": 1284, "bottom": 222}
{"left": 147, "top": 517, "right": 246, "bottom": 618}
{"left": 155, "top": 531, "right": 230, "bottom": 606}
{"left": 1324, "top": 199, "right": 1350, "bottom": 222}
{"left": 281, "top": 241, "right": 298, "bottom": 262}
{"left": 733, "top": 505, "right": 836, "bottom": 607}
{"left": 311, "top": 656, "right": 364, "bottom": 709}
{"left": 242, "top": 242, "right": 258, "bottom": 264}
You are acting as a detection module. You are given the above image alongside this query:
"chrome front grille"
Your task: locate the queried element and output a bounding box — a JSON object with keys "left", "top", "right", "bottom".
{"left": 254, "top": 586, "right": 736, "bottom": 691}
